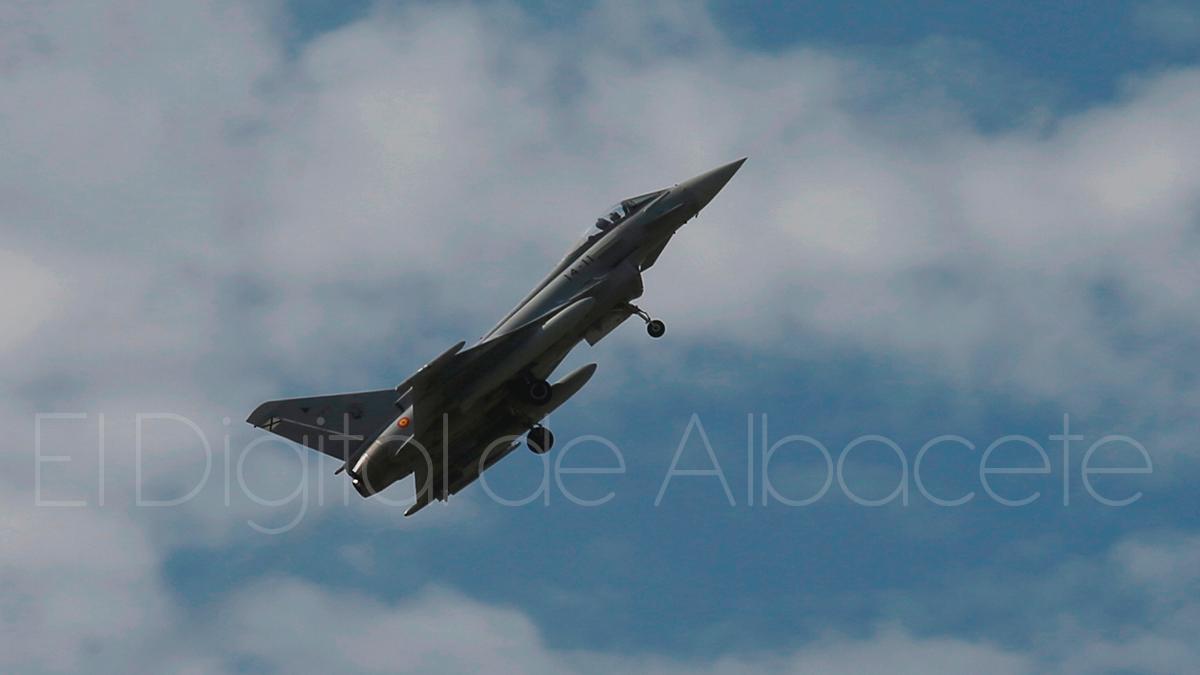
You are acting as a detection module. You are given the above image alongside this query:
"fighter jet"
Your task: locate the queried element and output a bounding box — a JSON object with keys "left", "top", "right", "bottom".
{"left": 247, "top": 158, "right": 746, "bottom": 515}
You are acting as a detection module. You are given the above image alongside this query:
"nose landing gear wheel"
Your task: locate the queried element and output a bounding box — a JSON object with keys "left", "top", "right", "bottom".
{"left": 623, "top": 303, "right": 667, "bottom": 339}
{"left": 527, "top": 424, "right": 554, "bottom": 454}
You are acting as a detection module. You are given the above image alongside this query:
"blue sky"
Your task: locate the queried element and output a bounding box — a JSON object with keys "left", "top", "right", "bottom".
{"left": 291, "top": 0, "right": 1200, "bottom": 110}
{"left": 4, "top": 1, "right": 1200, "bottom": 673}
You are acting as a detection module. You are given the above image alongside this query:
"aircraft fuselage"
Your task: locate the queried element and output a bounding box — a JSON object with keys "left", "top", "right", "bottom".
{"left": 247, "top": 159, "right": 746, "bottom": 515}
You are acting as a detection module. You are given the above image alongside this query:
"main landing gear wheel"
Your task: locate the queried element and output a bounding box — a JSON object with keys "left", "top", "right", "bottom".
{"left": 527, "top": 424, "right": 554, "bottom": 454}
{"left": 624, "top": 303, "right": 666, "bottom": 339}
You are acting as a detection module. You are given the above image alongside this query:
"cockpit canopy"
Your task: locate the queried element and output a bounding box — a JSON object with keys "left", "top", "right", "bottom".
{"left": 555, "top": 188, "right": 669, "bottom": 272}
{"left": 581, "top": 190, "right": 667, "bottom": 242}
{"left": 595, "top": 202, "right": 629, "bottom": 229}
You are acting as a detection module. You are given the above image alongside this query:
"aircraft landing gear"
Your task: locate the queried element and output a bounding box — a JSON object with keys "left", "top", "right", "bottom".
{"left": 527, "top": 424, "right": 554, "bottom": 454}
{"left": 624, "top": 303, "right": 666, "bottom": 339}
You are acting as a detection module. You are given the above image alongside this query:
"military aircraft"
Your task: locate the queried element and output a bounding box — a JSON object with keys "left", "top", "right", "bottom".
{"left": 247, "top": 158, "right": 746, "bottom": 515}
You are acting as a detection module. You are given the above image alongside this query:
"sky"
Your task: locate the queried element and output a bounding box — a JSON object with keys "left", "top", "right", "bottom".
{"left": 3, "top": 0, "right": 1200, "bottom": 672}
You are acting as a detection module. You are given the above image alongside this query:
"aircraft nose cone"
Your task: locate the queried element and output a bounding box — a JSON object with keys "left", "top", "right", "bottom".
{"left": 680, "top": 157, "right": 746, "bottom": 211}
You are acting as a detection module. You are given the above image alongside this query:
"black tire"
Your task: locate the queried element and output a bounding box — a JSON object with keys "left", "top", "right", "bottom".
{"left": 527, "top": 425, "right": 554, "bottom": 454}
{"left": 527, "top": 378, "right": 552, "bottom": 405}
{"left": 646, "top": 319, "right": 666, "bottom": 338}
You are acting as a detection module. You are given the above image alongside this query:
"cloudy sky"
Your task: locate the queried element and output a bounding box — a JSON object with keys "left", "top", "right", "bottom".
{"left": 4, "top": 0, "right": 1200, "bottom": 672}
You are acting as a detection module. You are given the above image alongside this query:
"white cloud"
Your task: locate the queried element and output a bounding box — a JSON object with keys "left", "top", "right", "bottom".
{"left": 0, "top": 489, "right": 174, "bottom": 673}
{"left": 871, "top": 529, "right": 1200, "bottom": 675}
{"left": 5, "top": 0, "right": 1200, "bottom": 437}
{"left": 224, "top": 2, "right": 1200, "bottom": 456}
{"left": 1112, "top": 532, "right": 1200, "bottom": 603}
{"left": 0, "top": 248, "right": 64, "bottom": 352}
{"left": 204, "top": 577, "right": 1033, "bottom": 675}
{"left": 1056, "top": 532, "right": 1200, "bottom": 674}
{"left": 11, "top": 512, "right": 1200, "bottom": 674}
